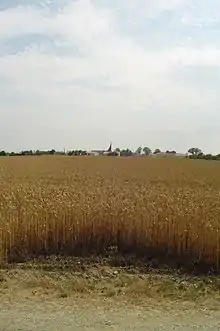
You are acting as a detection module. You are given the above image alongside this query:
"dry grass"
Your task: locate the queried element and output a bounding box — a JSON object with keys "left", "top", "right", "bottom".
{"left": 1, "top": 258, "right": 220, "bottom": 303}
{"left": 0, "top": 156, "right": 220, "bottom": 272}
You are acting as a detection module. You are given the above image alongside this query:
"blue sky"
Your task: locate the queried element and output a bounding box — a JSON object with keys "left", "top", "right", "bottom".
{"left": 0, "top": 0, "right": 220, "bottom": 153}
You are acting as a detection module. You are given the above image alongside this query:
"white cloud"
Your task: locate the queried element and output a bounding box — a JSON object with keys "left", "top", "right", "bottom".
{"left": 0, "top": 0, "right": 220, "bottom": 152}
{"left": 107, "top": 0, "right": 187, "bottom": 19}
{"left": 0, "top": 1, "right": 116, "bottom": 49}
{"left": 142, "top": 0, "right": 187, "bottom": 16}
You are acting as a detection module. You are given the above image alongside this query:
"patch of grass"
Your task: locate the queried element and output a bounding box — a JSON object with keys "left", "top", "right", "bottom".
{"left": 0, "top": 274, "right": 8, "bottom": 291}
{"left": 2, "top": 263, "right": 219, "bottom": 303}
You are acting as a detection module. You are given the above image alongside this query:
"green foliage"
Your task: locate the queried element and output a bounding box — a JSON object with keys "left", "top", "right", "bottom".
{"left": 188, "top": 147, "right": 202, "bottom": 156}
{"left": 154, "top": 149, "right": 161, "bottom": 154}
{"left": 0, "top": 145, "right": 219, "bottom": 162}
{"left": 143, "top": 147, "right": 152, "bottom": 155}
{"left": 135, "top": 147, "right": 142, "bottom": 154}
{"left": 67, "top": 150, "right": 87, "bottom": 156}
{"left": 120, "top": 148, "right": 133, "bottom": 156}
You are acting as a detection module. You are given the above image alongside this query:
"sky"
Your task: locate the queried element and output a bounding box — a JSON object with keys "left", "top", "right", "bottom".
{"left": 0, "top": 0, "right": 220, "bottom": 153}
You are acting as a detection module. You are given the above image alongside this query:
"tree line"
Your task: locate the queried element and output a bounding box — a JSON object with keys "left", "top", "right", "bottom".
{"left": 0, "top": 149, "right": 59, "bottom": 156}
{"left": 187, "top": 148, "right": 220, "bottom": 160}
{"left": 0, "top": 147, "right": 161, "bottom": 157}
{"left": 0, "top": 146, "right": 219, "bottom": 160}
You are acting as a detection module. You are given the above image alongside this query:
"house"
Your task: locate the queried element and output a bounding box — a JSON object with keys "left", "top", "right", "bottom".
{"left": 89, "top": 143, "right": 119, "bottom": 156}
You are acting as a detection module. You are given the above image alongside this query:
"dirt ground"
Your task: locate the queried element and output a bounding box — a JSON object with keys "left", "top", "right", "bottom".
{"left": 0, "top": 258, "right": 219, "bottom": 330}
{"left": 0, "top": 295, "right": 220, "bottom": 331}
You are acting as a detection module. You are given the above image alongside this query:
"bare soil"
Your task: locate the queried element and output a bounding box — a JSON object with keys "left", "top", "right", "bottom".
{"left": 0, "top": 296, "right": 220, "bottom": 331}
{"left": 0, "top": 257, "right": 219, "bottom": 330}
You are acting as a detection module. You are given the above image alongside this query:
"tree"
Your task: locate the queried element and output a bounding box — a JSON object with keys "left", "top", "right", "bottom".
{"left": 204, "top": 154, "right": 213, "bottom": 160}
{"left": 120, "top": 148, "right": 133, "bottom": 156}
{"left": 35, "top": 150, "right": 42, "bottom": 156}
{"left": 49, "top": 149, "right": 56, "bottom": 155}
{"left": 154, "top": 148, "right": 161, "bottom": 154}
{"left": 135, "top": 147, "right": 142, "bottom": 155}
{"left": 188, "top": 148, "right": 202, "bottom": 156}
{"left": 143, "top": 147, "right": 151, "bottom": 155}
{"left": 0, "top": 150, "right": 7, "bottom": 156}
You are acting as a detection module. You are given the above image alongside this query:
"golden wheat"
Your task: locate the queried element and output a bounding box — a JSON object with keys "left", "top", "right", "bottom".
{"left": 0, "top": 156, "right": 219, "bottom": 271}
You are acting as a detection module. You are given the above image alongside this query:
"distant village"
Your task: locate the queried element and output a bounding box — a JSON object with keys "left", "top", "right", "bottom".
{"left": 1, "top": 144, "right": 219, "bottom": 160}
{"left": 86, "top": 143, "right": 187, "bottom": 158}
{"left": 0, "top": 142, "right": 187, "bottom": 157}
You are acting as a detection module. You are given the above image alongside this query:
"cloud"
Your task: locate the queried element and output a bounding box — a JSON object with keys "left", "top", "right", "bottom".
{"left": 0, "top": 0, "right": 220, "bottom": 153}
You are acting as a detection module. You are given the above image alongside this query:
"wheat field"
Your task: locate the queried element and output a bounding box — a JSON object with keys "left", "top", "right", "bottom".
{"left": 0, "top": 156, "right": 220, "bottom": 272}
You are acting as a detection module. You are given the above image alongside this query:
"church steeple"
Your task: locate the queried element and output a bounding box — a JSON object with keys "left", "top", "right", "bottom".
{"left": 107, "top": 142, "right": 112, "bottom": 152}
